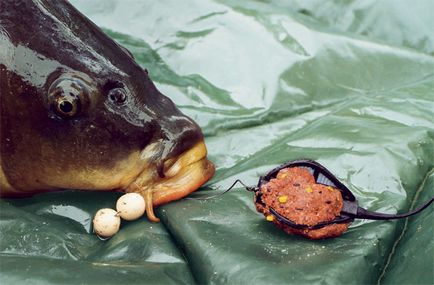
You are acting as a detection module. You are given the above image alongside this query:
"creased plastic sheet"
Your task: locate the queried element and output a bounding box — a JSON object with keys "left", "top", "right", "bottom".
{"left": 381, "top": 172, "right": 434, "bottom": 285}
{"left": 1, "top": 0, "right": 433, "bottom": 284}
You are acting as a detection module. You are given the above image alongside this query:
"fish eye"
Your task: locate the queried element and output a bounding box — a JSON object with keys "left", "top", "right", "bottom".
{"left": 48, "top": 76, "right": 90, "bottom": 118}
{"left": 55, "top": 97, "right": 79, "bottom": 117}
{"left": 108, "top": 87, "right": 127, "bottom": 105}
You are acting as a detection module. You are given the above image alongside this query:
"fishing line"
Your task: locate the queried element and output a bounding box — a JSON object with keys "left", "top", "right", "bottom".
{"left": 188, "top": 179, "right": 256, "bottom": 200}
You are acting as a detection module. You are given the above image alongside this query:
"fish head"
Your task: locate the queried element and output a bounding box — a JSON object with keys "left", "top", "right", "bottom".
{"left": 0, "top": 0, "right": 215, "bottom": 220}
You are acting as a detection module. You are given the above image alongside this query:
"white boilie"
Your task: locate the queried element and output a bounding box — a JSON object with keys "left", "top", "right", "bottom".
{"left": 116, "top": 193, "right": 146, "bottom": 221}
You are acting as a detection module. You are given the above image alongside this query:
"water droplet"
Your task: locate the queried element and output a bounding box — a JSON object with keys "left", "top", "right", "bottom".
{"left": 278, "top": 32, "right": 287, "bottom": 41}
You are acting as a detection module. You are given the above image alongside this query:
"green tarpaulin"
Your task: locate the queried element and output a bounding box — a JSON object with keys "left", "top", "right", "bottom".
{"left": 1, "top": 0, "right": 433, "bottom": 284}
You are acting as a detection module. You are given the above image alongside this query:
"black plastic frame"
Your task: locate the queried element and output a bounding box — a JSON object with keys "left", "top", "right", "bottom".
{"left": 254, "top": 159, "right": 434, "bottom": 230}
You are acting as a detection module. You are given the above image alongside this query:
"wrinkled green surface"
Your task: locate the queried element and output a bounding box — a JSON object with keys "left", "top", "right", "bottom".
{"left": 381, "top": 171, "right": 434, "bottom": 285}
{"left": 1, "top": 0, "right": 433, "bottom": 284}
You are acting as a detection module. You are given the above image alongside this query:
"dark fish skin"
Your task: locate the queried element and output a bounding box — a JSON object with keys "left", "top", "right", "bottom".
{"left": 0, "top": 0, "right": 206, "bottom": 194}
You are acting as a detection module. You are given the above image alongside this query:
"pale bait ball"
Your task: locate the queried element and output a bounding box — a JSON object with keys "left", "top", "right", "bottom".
{"left": 93, "top": 208, "right": 121, "bottom": 238}
{"left": 116, "top": 193, "right": 146, "bottom": 221}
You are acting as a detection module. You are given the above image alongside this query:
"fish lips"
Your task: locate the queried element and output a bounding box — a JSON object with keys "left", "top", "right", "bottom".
{"left": 126, "top": 140, "right": 215, "bottom": 222}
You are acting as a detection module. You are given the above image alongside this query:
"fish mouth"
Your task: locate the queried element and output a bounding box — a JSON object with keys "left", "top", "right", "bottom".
{"left": 127, "top": 140, "right": 215, "bottom": 222}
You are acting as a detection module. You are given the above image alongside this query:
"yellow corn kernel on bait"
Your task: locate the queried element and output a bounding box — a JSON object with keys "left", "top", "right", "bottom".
{"left": 278, "top": 195, "right": 288, "bottom": 203}
{"left": 266, "top": 215, "right": 275, "bottom": 221}
{"left": 306, "top": 187, "right": 313, "bottom": 193}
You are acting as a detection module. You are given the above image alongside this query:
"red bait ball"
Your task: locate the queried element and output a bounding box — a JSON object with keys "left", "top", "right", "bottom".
{"left": 255, "top": 167, "right": 351, "bottom": 239}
